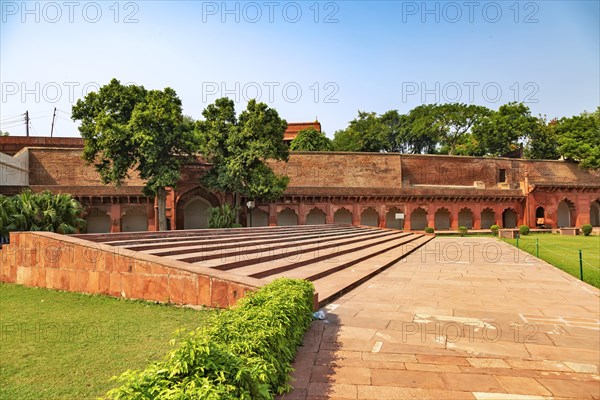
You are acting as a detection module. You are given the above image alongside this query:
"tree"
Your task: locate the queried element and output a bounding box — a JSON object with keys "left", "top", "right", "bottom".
{"left": 0, "top": 131, "right": 9, "bottom": 136}
{"left": 379, "top": 110, "right": 412, "bottom": 153}
{"left": 404, "top": 105, "right": 442, "bottom": 154}
{"left": 333, "top": 111, "right": 390, "bottom": 152}
{"left": 289, "top": 127, "right": 333, "bottom": 151}
{"left": 554, "top": 108, "right": 600, "bottom": 169}
{"left": 71, "top": 79, "right": 197, "bottom": 231}
{"left": 472, "top": 102, "right": 538, "bottom": 156}
{"left": 197, "top": 98, "right": 289, "bottom": 223}
{"left": 523, "top": 117, "right": 560, "bottom": 160}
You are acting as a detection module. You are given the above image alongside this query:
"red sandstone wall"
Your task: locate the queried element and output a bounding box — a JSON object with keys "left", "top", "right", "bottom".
{"left": 0, "top": 231, "right": 262, "bottom": 308}
{"left": 0, "top": 137, "right": 84, "bottom": 156}
{"left": 270, "top": 152, "right": 402, "bottom": 189}
{"left": 28, "top": 148, "right": 145, "bottom": 186}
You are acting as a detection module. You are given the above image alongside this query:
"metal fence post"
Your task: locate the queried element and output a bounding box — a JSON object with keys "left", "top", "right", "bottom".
{"left": 579, "top": 249, "right": 584, "bottom": 281}
{"left": 536, "top": 238, "right": 539, "bottom": 258}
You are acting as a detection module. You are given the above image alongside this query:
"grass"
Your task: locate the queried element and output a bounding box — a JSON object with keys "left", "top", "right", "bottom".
{"left": 501, "top": 233, "right": 600, "bottom": 288}
{"left": 0, "top": 283, "right": 213, "bottom": 400}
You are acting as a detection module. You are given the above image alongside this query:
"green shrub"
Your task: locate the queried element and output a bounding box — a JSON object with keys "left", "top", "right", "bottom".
{"left": 106, "top": 278, "right": 315, "bottom": 400}
{"left": 458, "top": 226, "right": 468, "bottom": 237}
{"left": 490, "top": 225, "right": 500, "bottom": 236}
{"left": 581, "top": 224, "right": 593, "bottom": 236}
{"left": 208, "top": 204, "right": 239, "bottom": 228}
{"left": 519, "top": 225, "right": 530, "bottom": 236}
{"left": 424, "top": 226, "right": 434, "bottom": 234}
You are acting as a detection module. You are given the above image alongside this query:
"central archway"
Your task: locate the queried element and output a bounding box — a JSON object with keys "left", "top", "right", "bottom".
{"left": 184, "top": 198, "right": 211, "bottom": 229}
{"left": 361, "top": 207, "right": 379, "bottom": 227}
{"left": 502, "top": 208, "right": 517, "bottom": 228}
{"left": 434, "top": 208, "right": 451, "bottom": 230}
{"left": 410, "top": 207, "right": 428, "bottom": 230}
{"left": 591, "top": 200, "right": 600, "bottom": 227}
{"left": 122, "top": 207, "right": 148, "bottom": 232}
{"left": 557, "top": 199, "right": 575, "bottom": 228}
{"left": 306, "top": 207, "right": 326, "bottom": 225}
{"left": 333, "top": 208, "right": 352, "bottom": 225}
{"left": 458, "top": 208, "right": 474, "bottom": 229}
{"left": 385, "top": 207, "right": 403, "bottom": 230}
{"left": 277, "top": 208, "right": 298, "bottom": 226}
{"left": 480, "top": 208, "right": 495, "bottom": 229}
{"left": 85, "top": 208, "right": 111, "bottom": 233}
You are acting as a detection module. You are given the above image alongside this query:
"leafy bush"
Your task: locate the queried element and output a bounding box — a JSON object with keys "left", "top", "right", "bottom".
{"left": 0, "top": 190, "right": 86, "bottom": 241}
{"left": 519, "top": 225, "right": 530, "bottom": 236}
{"left": 458, "top": 226, "right": 468, "bottom": 237}
{"left": 581, "top": 224, "right": 593, "bottom": 236}
{"left": 106, "top": 278, "right": 315, "bottom": 400}
{"left": 424, "top": 226, "right": 434, "bottom": 234}
{"left": 208, "top": 204, "right": 239, "bottom": 228}
{"left": 490, "top": 225, "right": 500, "bottom": 236}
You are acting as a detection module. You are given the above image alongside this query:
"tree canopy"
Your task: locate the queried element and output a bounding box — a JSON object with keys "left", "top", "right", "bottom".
{"left": 289, "top": 127, "right": 333, "bottom": 151}
{"left": 554, "top": 108, "right": 600, "bottom": 169}
{"left": 196, "top": 98, "right": 289, "bottom": 220}
{"left": 71, "top": 78, "right": 197, "bottom": 230}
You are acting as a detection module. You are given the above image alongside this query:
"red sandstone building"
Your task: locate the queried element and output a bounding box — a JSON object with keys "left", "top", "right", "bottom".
{"left": 1, "top": 133, "right": 599, "bottom": 233}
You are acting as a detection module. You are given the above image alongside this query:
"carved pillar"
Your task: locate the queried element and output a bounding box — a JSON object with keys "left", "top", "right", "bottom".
{"left": 352, "top": 203, "right": 361, "bottom": 226}
{"left": 110, "top": 203, "right": 121, "bottom": 233}
{"left": 268, "top": 204, "right": 277, "bottom": 226}
{"left": 298, "top": 203, "right": 306, "bottom": 225}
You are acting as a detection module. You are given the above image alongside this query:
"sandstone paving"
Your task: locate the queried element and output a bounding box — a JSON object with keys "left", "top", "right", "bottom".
{"left": 278, "top": 237, "right": 600, "bottom": 400}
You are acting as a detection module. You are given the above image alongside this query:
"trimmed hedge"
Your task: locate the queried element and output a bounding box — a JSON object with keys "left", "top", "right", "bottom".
{"left": 106, "top": 278, "right": 315, "bottom": 400}
{"left": 490, "top": 225, "right": 500, "bottom": 236}
{"left": 458, "top": 226, "right": 468, "bottom": 237}
{"left": 424, "top": 227, "right": 434, "bottom": 234}
{"left": 581, "top": 224, "right": 593, "bottom": 236}
{"left": 519, "top": 225, "right": 530, "bottom": 236}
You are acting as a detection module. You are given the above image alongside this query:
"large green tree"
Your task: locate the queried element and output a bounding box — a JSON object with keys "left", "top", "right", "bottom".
{"left": 196, "top": 98, "right": 289, "bottom": 223}
{"left": 554, "top": 108, "right": 600, "bottom": 169}
{"left": 523, "top": 117, "right": 560, "bottom": 160}
{"left": 71, "top": 79, "right": 197, "bottom": 231}
{"left": 472, "top": 102, "right": 538, "bottom": 156}
{"left": 289, "top": 127, "right": 333, "bottom": 151}
{"left": 333, "top": 111, "right": 390, "bottom": 152}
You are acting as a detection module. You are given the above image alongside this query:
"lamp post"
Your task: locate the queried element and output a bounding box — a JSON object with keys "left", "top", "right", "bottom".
{"left": 246, "top": 200, "right": 255, "bottom": 227}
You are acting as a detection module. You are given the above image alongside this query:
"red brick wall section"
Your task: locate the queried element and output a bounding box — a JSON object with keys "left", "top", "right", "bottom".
{"left": 0, "top": 137, "right": 84, "bottom": 156}
{"left": 28, "top": 148, "right": 145, "bottom": 186}
{"left": 0, "top": 231, "right": 262, "bottom": 308}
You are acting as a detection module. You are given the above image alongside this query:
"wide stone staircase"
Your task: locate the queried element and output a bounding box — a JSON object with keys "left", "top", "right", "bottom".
{"left": 75, "top": 225, "right": 432, "bottom": 306}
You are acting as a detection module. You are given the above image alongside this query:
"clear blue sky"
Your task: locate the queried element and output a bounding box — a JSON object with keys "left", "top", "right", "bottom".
{"left": 1, "top": 0, "right": 598, "bottom": 138}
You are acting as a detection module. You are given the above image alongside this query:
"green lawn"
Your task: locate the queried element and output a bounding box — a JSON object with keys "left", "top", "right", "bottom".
{"left": 0, "top": 284, "right": 212, "bottom": 400}
{"left": 501, "top": 233, "right": 600, "bottom": 288}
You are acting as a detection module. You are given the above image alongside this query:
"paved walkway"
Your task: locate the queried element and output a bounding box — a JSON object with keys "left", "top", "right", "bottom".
{"left": 280, "top": 237, "right": 600, "bottom": 400}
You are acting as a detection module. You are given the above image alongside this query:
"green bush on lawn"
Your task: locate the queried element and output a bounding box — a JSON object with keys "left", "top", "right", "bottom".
{"left": 106, "top": 278, "right": 315, "bottom": 400}
{"left": 581, "top": 224, "right": 593, "bottom": 236}
{"left": 519, "top": 225, "right": 530, "bottom": 236}
{"left": 490, "top": 225, "right": 500, "bottom": 236}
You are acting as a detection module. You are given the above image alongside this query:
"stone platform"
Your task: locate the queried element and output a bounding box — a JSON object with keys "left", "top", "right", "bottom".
{"left": 280, "top": 237, "right": 600, "bottom": 399}
{"left": 1, "top": 225, "right": 432, "bottom": 308}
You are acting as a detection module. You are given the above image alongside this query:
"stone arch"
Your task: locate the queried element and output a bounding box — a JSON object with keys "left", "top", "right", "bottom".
{"left": 410, "top": 207, "right": 428, "bottom": 230}
{"left": 121, "top": 207, "right": 148, "bottom": 232}
{"left": 480, "top": 208, "right": 495, "bottom": 229}
{"left": 184, "top": 198, "right": 211, "bottom": 229}
{"left": 306, "top": 207, "right": 326, "bottom": 225}
{"left": 457, "top": 207, "right": 474, "bottom": 229}
{"left": 557, "top": 199, "right": 575, "bottom": 228}
{"left": 360, "top": 207, "right": 379, "bottom": 227}
{"left": 85, "top": 208, "right": 111, "bottom": 233}
{"left": 277, "top": 208, "right": 298, "bottom": 226}
{"left": 502, "top": 208, "right": 517, "bottom": 228}
{"left": 434, "top": 207, "right": 451, "bottom": 230}
{"left": 333, "top": 208, "right": 352, "bottom": 225}
{"left": 535, "top": 206, "right": 546, "bottom": 227}
{"left": 249, "top": 208, "right": 269, "bottom": 227}
{"left": 591, "top": 199, "right": 600, "bottom": 227}
{"left": 385, "top": 206, "right": 403, "bottom": 230}
{"left": 176, "top": 187, "right": 220, "bottom": 230}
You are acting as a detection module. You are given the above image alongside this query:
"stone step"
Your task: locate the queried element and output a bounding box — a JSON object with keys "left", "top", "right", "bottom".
{"left": 229, "top": 232, "right": 413, "bottom": 278}
{"left": 313, "top": 235, "right": 434, "bottom": 306}
{"left": 130, "top": 226, "right": 366, "bottom": 253}
{"left": 260, "top": 233, "right": 424, "bottom": 282}
{"left": 180, "top": 230, "right": 406, "bottom": 268}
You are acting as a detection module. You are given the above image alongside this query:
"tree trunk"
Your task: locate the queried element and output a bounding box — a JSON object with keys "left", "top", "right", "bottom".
{"left": 157, "top": 187, "right": 167, "bottom": 231}
{"left": 234, "top": 192, "right": 241, "bottom": 224}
